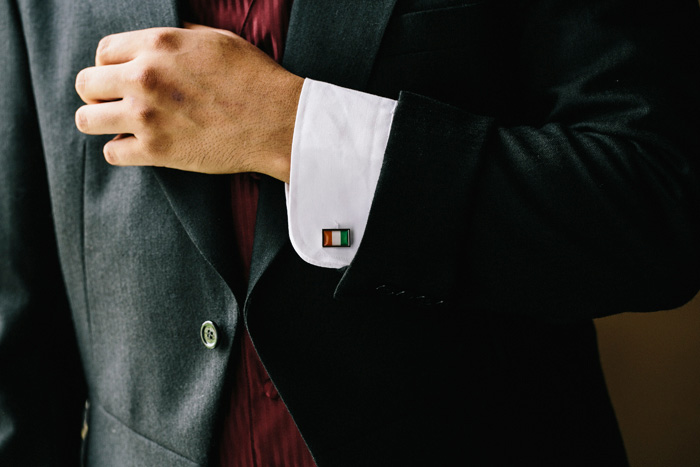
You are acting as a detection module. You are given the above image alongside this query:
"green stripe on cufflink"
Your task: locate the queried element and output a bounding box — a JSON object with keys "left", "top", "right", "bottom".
{"left": 323, "top": 229, "right": 351, "bottom": 247}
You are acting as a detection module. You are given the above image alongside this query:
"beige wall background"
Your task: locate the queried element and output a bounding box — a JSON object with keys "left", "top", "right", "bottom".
{"left": 595, "top": 4, "right": 700, "bottom": 465}
{"left": 595, "top": 292, "right": 700, "bottom": 466}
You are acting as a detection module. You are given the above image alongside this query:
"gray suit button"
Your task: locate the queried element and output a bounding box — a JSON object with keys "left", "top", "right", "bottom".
{"left": 200, "top": 321, "right": 219, "bottom": 349}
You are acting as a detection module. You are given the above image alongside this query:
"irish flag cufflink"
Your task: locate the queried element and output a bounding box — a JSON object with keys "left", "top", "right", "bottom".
{"left": 323, "top": 229, "right": 351, "bottom": 247}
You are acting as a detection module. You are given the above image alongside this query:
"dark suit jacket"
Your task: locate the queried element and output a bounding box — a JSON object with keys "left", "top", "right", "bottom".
{"left": 2, "top": 0, "right": 700, "bottom": 465}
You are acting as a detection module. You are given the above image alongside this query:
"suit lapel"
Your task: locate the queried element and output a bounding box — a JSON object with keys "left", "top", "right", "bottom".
{"left": 247, "top": 176, "right": 288, "bottom": 297}
{"left": 283, "top": 0, "right": 399, "bottom": 89}
{"left": 248, "top": 0, "right": 398, "bottom": 297}
{"left": 153, "top": 169, "right": 238, "bottom": 288}
{"left": 86, "top": 0, "right": 179, "bottom": 32}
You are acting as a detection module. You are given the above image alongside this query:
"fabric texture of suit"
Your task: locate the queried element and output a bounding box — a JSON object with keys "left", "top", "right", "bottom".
{"left": 2, "top": 0, "right": 700, "bottom": 465}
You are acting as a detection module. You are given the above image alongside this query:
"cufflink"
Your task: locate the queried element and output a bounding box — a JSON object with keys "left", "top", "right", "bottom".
{"left": 322, "top": 229, "right": 351, "bottom": 247}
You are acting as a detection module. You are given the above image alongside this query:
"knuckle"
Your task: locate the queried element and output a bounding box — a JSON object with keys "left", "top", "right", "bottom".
{"left": 132, "top": 103, "right": 158, "bottom": 124}
{"left": 131, "top": 66, "right": 159, "bottom": 91}
{"left": 149, "top": 29, "right": 180, "bottom": 51}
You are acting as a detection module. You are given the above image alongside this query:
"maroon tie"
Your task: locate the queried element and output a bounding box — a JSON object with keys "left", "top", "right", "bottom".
{"left": 182, "top": 1, "right": 317, "bottom": 466}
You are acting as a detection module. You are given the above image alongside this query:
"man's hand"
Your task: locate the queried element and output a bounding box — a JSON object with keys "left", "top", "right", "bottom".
{"left": 75, "top": 24, "right": 303, "bottom": 183}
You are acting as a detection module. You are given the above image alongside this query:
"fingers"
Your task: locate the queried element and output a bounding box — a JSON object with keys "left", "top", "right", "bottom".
{"left": 95, "top": 30, "right": 144, "bottom": 66}
{"left": 75, "top": 65, "right": 125, "bottom": 104}
{"left": 102, "top": 134, "right": 142, "bottom": 166}
{"left": 76, "top": 101, "right": 169, "bottom": 168}
{"left": 183, "top": 21, "right": 237, "bottom": 38}
{"left": 96, "top": 27, "right": 183, "bottom": 66}
{"left": 75, "top": 99, "right": 136, "bottom": 136}
{"left": 75, "top": 112, "right": 162, "bottom": 169}
{"left": 102, "top": 133, "right": 175, "bottom": 168}
{"left": 182, "top": 21, "right": 208, "bottom": 31}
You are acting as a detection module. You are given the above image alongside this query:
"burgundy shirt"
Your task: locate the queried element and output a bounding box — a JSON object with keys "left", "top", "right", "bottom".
{"left": 182, "top": 1, "right": 316, "bottom": 466}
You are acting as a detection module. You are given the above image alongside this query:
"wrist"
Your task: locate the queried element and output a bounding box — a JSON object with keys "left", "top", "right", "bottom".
{"left": 259, "top": 73, "right": 303, "bottom": 183}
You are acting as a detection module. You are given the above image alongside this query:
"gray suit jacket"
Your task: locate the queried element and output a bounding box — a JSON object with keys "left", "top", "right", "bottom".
{"left": 2, "top": 0, "right": 700, "bottom": 465}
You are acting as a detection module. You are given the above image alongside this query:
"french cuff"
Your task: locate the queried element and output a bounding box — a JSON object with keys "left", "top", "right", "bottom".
{"left": 285, "top": 78, "right": 397, "bottom": 269}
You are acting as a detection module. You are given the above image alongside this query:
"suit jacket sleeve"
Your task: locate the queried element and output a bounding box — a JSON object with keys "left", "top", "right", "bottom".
{"left": 334, "top": 0, "right": 700, "bottom": 321}
{"left": 0, "top": 0, "right": 87, "bottom": 464}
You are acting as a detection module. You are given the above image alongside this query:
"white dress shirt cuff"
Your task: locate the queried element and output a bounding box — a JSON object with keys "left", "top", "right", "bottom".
{"left": 285, "top": 78, "right": 397, "bottom": 269}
